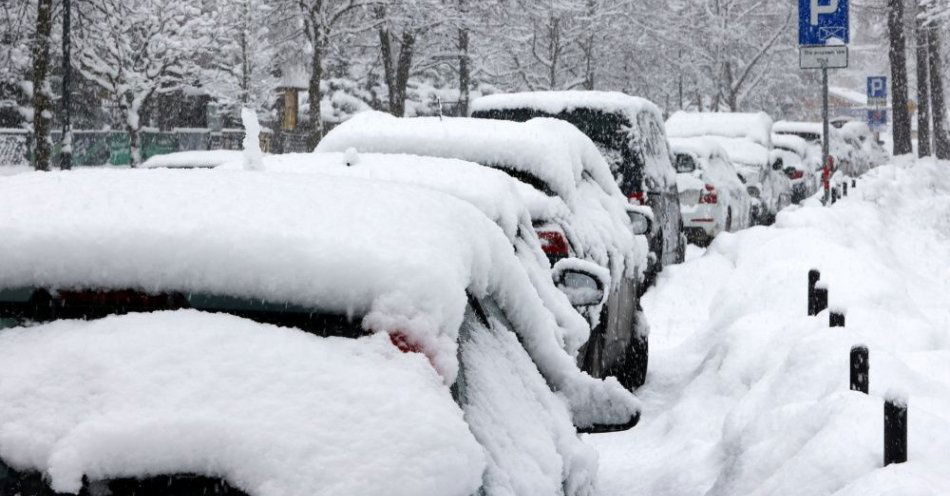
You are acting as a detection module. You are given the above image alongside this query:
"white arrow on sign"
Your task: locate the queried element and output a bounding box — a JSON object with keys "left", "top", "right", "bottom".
{"left": 811, "top": 0, "right": 840, "bottom": 25}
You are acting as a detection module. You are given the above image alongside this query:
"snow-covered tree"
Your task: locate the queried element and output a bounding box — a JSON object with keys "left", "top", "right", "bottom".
{"left": 75, "top": 0, "right": 213, "bottom": 165}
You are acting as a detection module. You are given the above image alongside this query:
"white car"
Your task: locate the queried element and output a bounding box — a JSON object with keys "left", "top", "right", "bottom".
{"left": 771, "top": 133, "right": 821, "bottom": 203}
{"left": 316, "top": 112, "right": 653, "bottom": 389}
{"left": 0, "top": 169, "right": 640, "bottom": 496}
{"left": 667, "top": 111, "right": 792, "bottom": 225}
{"left": 670, "top": 137, "right": 753, "bottom": 245}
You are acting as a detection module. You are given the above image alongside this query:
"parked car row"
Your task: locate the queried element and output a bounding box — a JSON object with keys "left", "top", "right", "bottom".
{"left": 0, "top": 91, "right": 886, "bottom": 496}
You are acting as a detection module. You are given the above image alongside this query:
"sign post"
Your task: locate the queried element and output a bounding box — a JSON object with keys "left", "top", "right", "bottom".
{"left": 867, "top": 76, "right": 888, "bottom": 138}
{"left": 800, "top": 0, "right": 849, "bottom": 203}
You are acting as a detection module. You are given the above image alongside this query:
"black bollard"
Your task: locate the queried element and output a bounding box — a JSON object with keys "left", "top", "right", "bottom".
{"left": 814, "top": 284, "right": 828, "bottom": 315}
{"left": 852, "top": 178, "right": 857, "bottom": 188}
{"left": 843, "top": 182, "right": 849, "bottom": 196}
{"left": 884, "top": 393, "right": 908, "bottom": 466}
{"left": 850, "top": 345, "right": 868, "bottom": 394}
{"left": 830, "top": 309, "right": 846, "bottom": 328}
{"left": 831, "top": 188, "right": 838, "bottom": 204}
{"left": 808, "top": 269, "right": 821, "bottom": 316}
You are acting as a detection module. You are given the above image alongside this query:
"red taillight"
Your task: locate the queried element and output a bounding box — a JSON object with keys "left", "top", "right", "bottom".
{"left": 787, "top": 169, "right": 804, "bottom": 180}
{"left": 699, "top": 184, "right": 718, "bottom": 204}
{"left": 537, "top": 230, "right": 570, "bottom": 257}
{"left": 628, "top": 191, "right": 647, "bottom": 205}
{"left": 389, "top": 331, "right": 424, "bottom": 354}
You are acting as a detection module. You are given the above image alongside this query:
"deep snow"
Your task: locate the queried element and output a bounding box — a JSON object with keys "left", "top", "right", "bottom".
{"left": 592, "top": 158, "right": 950, "bottom": 495}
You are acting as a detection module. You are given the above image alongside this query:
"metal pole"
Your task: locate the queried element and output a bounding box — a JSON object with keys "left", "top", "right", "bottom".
{"left": 59, "top": 0, "right": 72, "bottom": 170}
{"left": 822, "top": 67, "right": 830, "bottom": 176}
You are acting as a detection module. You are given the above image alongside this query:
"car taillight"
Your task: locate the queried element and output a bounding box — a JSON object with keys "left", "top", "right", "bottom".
{"left": 537, "top": 229, "right": 570, "bottom": 257}
{"left": 699, "top": 184, "right": 718, "bottom": 204}
{"left": 389, "top": 331, "right": 424, "bottom": 354}
{"left": 787, "top": 169, "right": 804, "bottom": 180}
{"left": 628, "top": 191, "right": 647, "bottom": 205}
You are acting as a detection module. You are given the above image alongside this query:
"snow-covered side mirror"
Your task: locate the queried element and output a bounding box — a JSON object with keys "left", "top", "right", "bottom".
{"left": 625, "top": 205, "right": 654, "bottom": 236}
{"left": 552, "top": 258, "right": 610, "bottom": 308}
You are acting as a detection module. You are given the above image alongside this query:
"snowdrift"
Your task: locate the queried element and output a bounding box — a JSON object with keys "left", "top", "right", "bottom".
{"left": 594, "top": 158, "right": 950, "bottom": 495}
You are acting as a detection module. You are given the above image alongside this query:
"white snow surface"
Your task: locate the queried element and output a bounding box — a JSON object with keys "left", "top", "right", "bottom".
{"left": 316, "top": 112, "right": 646, "bottom": 286}
{"left": 471, "top": 90, "right": 662, "bottom": 124}
{"left": 316, "top": 111, "right": 621, "bottom": 205}
{"left": 667, "top": 111, "right": 774, "bottom": 148}
{"left": 0, "top": 169, "right": 639, "bottom": 430}
{"left": 0, "top": 311, "right": 485, "bottom": 496}
{"left": 217, "top": 151, "right": 592, "bottom": 357}
{"left": 592, "top": 157, "right": 950, "bottom": 495}
{"left": 140, "top": 150, "right": 244, "bottom": 169}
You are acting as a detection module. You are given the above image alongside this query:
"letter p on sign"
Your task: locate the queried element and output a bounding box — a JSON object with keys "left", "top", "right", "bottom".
{"left": 811, "top": 0, "right": 839, "bottom": 25}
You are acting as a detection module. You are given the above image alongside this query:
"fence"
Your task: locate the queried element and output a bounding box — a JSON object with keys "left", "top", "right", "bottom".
{"left": 0, "top": 128, "right": 282, "bottom": 167}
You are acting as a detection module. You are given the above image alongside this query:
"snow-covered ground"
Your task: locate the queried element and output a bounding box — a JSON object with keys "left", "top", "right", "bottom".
{"left": 592, "top": 157, "right": 950, "bottom": 495}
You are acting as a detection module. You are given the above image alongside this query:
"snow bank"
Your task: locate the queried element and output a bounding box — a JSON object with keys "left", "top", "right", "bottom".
{"left": 593, "top": 157, "right": 950, "bottom": 495}
{"left": 0, "top": 169, "right": 639, "bottom": 430}
{"left": 0, "top": 311, "right": 485, "bottom": 496}
{"left": 140, "top": 150, "right": 244, "bottom": 169}
{"left": 667, "top": 111, "right": 774, "bottom": 148}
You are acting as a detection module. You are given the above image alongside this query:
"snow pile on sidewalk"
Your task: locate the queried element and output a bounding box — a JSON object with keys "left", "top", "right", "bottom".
{"left": 0, "top": 311, "right": 485, "bottom": 496}
{"left": 593, "top": 158, "right": 950, "bottom": 495}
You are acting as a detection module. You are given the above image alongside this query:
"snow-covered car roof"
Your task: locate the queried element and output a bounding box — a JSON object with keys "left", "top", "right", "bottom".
{"left": 471, "top": 90, "right": 664, "bottom": 126}
{"left": 692, "top": 135, "right": 770, "bottom": 168}
{"left": 315, "top": 111, "right": 621, "bottom": 204}
{"left": 0, "top": 168, "right": 639, "bottom": 429}
{"left": 773, "top": 120, "right": 822, "bottom": 136}
{"left": 666, "top": 111, "right": 774, "bottom": 148}
{"left": 771, "top": 133, "right": 809, "bottom": 157}
{"left": 669, "top": 136, "right": 731, "bottom": 162}
{"left": 217, "top": 151, "right": 590, "bottom": 356}
{"left": 140, "top": 150, "right": 244, "bottom": 169}
{"left": 0, "top": 311, "right": 486, "bottom": 496}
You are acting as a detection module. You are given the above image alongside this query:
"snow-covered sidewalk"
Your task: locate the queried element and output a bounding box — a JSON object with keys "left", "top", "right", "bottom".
{"left": 591, "top": 158, "right": 950, "bottom": 495}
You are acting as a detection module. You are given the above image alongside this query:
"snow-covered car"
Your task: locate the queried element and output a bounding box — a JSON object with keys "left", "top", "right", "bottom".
{"left": 140, "top": 149, "right": 245, "bottom": 169}
{"left": 470, "top": 91, "right": 685, "bottom": 287}
{"left": 839, "top": 121, "right": 888, "bottom": 174}
{"left": 0, "top": 169, "right": 641, "bottom": 496}
{"left": 316, "top": 112, "right": 653, "bottom": 389}
{"left": 217, "top": 150, "right": 597, "bottom": 362}
{"left": 666, "top": 111, "right": 791, "bottom": 225}
{"left": 669, "top": 137, "right": 753, "bottom": 245}
{"left": 771, "top": 133, "right": 821, "bottom": 203}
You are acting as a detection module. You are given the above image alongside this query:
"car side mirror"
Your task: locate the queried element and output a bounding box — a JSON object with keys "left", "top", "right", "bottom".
{"left": 552, "top": 258, "right": 610, "bottom": 307}
{"left": 625, "top": 205, "right": 653, "bottom": 236}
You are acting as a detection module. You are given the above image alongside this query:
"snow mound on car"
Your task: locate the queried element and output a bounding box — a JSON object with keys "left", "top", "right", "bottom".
{"left": 0, "top": 311, "right": 485, "bottom": 496}
{"left": 666, "top": 111, "right": 774, "bottom": 148}
{"left": 471, "top": 90, "right": 662, "bottom": 125}
{"left": 0, "top": 169, "right": 639, "bottom": 430}
{"left": 141, "top": 150, "right": 244, "bottom": 169}
{"left": 217, "top": 151, "right": 593, "bottom": 357}
{"left": 594, "top": 157, "right": 950, "bottom": 495}
{"left": 316, "top": 111, "right": 621, "bottom": 204}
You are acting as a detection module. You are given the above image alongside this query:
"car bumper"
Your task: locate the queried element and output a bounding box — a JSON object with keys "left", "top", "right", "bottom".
{"left": 681, "top": 204, "right": 722, "bottom": 237}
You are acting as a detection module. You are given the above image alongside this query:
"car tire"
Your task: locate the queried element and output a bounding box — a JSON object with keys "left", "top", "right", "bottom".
{"left": 612, "top": 323, "right": 648, "bottom": 390}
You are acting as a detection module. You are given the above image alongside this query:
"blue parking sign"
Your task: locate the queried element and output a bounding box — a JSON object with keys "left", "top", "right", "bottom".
{"left": 867, "top": 76, "right": 887, "bottom": 100}
{"left": 799, "top": 0, "right": 849, "bottom": 46}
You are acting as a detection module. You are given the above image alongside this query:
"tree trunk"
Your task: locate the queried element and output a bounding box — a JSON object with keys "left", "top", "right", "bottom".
{"left": 391, "top": 31, "right": 415, "bottom": 117}
{"left": 240, "top": 0, "right": 251, "bottom": 106}
{"left": 128, "top": 122, "right": 141, "bottom": 167}
{"left": 929, "top": 23, "right": 950, "bottom": 159}
{"left": 458, "top": 25, "right": 471, "bottom": 116}
{"left": 915, "top": 12, "right": 931, "bottom": 157}
{"left": 306, "top": 42, "right": 324, "bottom": 150}
{"left": 31, "top": 0, "right": 54, "bottom": 171}
{"left": 457, "top": 0, "right": 471, "bottom": 117}
{"left": 887, "top": 0, "right": 913, "bottom": 155}
{"left": 377, "top": 15, "right": 397, "bottom": 113}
